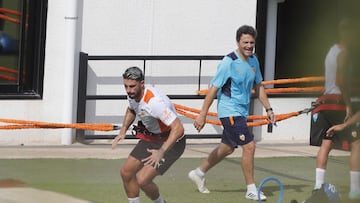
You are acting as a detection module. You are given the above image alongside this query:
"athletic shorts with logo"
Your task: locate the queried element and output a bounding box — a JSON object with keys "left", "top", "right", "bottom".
{"left": 130, "top": 136, "right": 186, "bottom": 175}
{"left": 220, "top": 116, "right": 253, "bottom": 148}
{"left": 310, "top": 110, "right": 348, "bottom": 146}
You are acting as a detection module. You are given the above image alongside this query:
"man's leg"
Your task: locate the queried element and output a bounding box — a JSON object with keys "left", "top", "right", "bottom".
{"left": 120, "top": 156, "right": 143, "bottom": 203}
{"left": 241, "top": 140, "right": 255, "bottom": 185}
{"left": 350, "top": 139, "right": 360, "bottom": 171}
{"left": 188, "top": 143, "right": 234, "bottom": 193}
{"left": 136, "top": 166, "right": 165, "bottom": 202}
{"left": 349, "top": 139, "right": 360, "bottom": 199}
{"left": 200, "top": 143, "right": 234, "bottom": 173}
{"left": 241, "top": 141, "right": 266, "bottom": 201}
{"left": 315, "top": 139, "right": 332, "bottom": 189}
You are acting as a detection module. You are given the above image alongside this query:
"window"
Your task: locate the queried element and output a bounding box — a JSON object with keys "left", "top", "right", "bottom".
{"left": 0, "top": 0, "right": 47, "bottom": 98}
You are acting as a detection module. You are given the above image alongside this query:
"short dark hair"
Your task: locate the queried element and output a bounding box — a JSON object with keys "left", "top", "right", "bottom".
{"left": 236, "top": 25, "right": 257, "bottom": 42}
{"left": 122, "top": 66, "right": 144, "bottom": 81}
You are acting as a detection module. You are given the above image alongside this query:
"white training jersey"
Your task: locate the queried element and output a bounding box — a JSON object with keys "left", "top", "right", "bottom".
{"left": 128, "top": 86, "right": 177, "bottom": 134}
{"left": 324, "top": 44, "right": 342, "bottom": 94}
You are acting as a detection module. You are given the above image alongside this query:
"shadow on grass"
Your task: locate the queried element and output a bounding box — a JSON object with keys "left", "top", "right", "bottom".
{"left": 220, "top": 157, "right": 313, "bottom": 182}
{"left": 210, "top": 184, "right": 308, "bottom": 196}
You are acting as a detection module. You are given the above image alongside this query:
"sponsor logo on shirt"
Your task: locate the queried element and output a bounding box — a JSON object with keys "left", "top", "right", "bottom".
{"left": 140, "top": 109, "right": 146, "bottom": 117}
{"left": 162, "top": 109, "right": 173, "bottom": 123}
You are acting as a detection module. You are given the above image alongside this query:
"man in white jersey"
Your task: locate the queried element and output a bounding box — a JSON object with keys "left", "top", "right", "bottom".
{"left": 112, "top": 66, "right": 186, "bottom": 203}
{"left": 309, "top": 18, "right": 360, "bottom": 200}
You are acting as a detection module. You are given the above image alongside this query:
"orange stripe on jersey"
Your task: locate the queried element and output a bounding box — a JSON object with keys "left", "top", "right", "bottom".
{"left": 143, "top": 89, "right": 155, "bottom": 103}
{"left": 157, "top": 120, "right": 169, "bottom": 133}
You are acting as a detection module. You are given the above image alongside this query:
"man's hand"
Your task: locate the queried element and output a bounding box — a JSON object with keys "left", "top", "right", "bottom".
{"left": 142, "top": 148, "right": 166, "bottom": 168}
{"left": 111, "top": 133, "right": 125, "bottom": 149}
{"left": 326, "top": 123, "right": 347, "bottom": 137}
{"left": 267, "top": 109, "right": 275, "bottom": 124}
{"left": 194, "top": 114, "right": 206, "bottom": 132}
{"left": 344, "top": 106, "right": 353, "bottom": 122}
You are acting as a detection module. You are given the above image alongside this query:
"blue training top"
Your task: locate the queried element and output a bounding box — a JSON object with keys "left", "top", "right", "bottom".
{"left": 211, "top": 51, "right": 263, "bottom": 118}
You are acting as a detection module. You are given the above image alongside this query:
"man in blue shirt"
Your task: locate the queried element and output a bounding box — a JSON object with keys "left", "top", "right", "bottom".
{"left": 188, "top": 25, "right": 275, "bottom": 201}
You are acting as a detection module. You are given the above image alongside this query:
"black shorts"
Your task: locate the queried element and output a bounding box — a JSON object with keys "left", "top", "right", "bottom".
{"left": 130, "top": 136, "right": 186, "bottom": 175}
{"left": 220, "top": 116, "right": 253, "bottom": 148}
{"left": 310, "top": 110, "right": 350, "bottom": 147}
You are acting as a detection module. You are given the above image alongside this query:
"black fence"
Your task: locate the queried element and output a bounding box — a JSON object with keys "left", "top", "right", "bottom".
{"left": 76, "top": 52, "right": 224, "bottom": 141}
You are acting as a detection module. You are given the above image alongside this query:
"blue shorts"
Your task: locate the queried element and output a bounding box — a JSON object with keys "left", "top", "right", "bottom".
{"left": 220, "top": 116, "right": 254, "bottom": 148}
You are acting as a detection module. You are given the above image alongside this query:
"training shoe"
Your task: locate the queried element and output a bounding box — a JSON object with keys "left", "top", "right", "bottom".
{"left": 188, "top": 170, "right": 210, "bottom": 193}
{"left": 302, "top": 189, "right": 325, "bottom": 203}
{"left": 245, "top": 191, "right": 267, "bottom": 201}
{"left": 348, "top": 191, "right": 360, "bottom": 200}
{"left": 303, "top": 183, "right": 342, "bottom": 203}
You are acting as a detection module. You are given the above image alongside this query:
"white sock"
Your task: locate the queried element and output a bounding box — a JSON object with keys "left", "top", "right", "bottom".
{"left": 153, "top": 194, "right": 165, "bottom": 203}
{"left": 315, "top": 168, "right": 326, "bottom": 189}
{"left": 128, "top": 197, "right": 141, "bottom": 203}
{"left": 247, "top": 183, "right": 257, "bottom": 193}
{"left": 350, "top": 171, "right": 360, "bottom": 192}
{"left": 195, "top": 167, "right": 205, "bottom": 177}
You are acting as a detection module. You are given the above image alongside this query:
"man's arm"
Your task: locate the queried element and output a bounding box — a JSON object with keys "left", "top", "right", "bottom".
{"left": 194, "top": 85, "right": 218, "bottom": 132}
{"left": 112, "top": 107, "right": 136, "bottom": 149}
{"left": 256, "top": 84, "right": 275, "bottom": 122}
{"left": 337, "top": 50, "right": 352, "bottom": 120}
{"left": 142, "top": 117, "right": 184, "bottom": 168}
{"left": 327, "top": 111, "right": 360, "bottom": 136}
{"left": 158, "top": 117, "right": 184, "bottom": 153}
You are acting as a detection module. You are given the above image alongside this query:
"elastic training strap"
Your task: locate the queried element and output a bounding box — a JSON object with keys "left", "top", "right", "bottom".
{"left": 312, "top": 94, "right": 346, "bottom": 114}
{"left": 316, "top": 94, "right": 344, "bottom": 104}
{"left": 132, "top": 121, "right": 169, "bottom": 142}
{"left": 133, "top": 132, "right": 168, "bottom": 142}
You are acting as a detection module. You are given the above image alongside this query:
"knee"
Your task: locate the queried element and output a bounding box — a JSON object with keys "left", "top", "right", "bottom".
{"left": 243, "top": 142, "right": 255, "bottom": 152}
{"left": 217, "top": 144, "right": 234, "bottom": 157}
{"left": 320, "top": 139, "right": 333, "bottom": 149}
{"left": 136, "top": 175, "right": 150, "bottom": 188}
{"left": 226, "top": 148, "right": 235, "bottom": 156}
{"left": 120, "top": 167, "right": 133, "bottom": 182}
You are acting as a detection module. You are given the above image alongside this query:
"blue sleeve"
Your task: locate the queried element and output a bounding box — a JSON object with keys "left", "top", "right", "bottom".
{"left": 252, "top": 55, "right": 263, "bottom": 84}
{"left": 211, "top": 57, "right": 232, "bottom": 88}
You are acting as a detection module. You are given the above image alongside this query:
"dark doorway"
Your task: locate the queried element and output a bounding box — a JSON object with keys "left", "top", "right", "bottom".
{"left": 257, "top": 0, "right": 360, "bottom": 86}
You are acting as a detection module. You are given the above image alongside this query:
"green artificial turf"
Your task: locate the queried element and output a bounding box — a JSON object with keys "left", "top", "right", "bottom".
{"left": 0, "top": 156, "right": 354, "bottom": 203}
